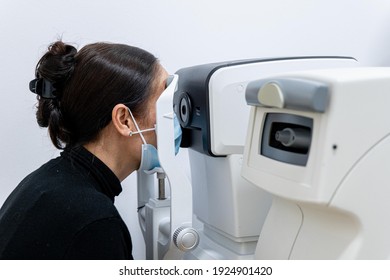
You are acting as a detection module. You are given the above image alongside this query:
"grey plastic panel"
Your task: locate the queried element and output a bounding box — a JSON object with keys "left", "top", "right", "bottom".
{"left": 246, "top": 78, "right": 330, "bottom": 113}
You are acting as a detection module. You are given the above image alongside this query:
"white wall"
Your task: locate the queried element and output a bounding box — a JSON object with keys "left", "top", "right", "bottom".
{"left": 1, "top": 0, "right": 390, "bottom": 259}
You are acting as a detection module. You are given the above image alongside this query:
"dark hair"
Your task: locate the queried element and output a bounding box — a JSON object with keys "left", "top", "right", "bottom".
{"left": 34, "top": 41, "right": 159, "bottom": 149}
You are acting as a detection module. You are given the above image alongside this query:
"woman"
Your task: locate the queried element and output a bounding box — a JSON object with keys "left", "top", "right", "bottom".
{"left": 0, "top": 41, "right": 168, "bottom": 259}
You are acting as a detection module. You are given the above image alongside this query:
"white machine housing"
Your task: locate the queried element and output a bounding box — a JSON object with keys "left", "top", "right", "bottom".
{"left": 242, "top": 67, "right": 390, "bottom": 259}
{"left": 172, "top": 57, "right": 358, "bottom": 259}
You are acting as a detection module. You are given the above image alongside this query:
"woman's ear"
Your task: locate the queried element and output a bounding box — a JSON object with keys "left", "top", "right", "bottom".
{"left": 112, "top": 104, "right": 133, "bottom": 137}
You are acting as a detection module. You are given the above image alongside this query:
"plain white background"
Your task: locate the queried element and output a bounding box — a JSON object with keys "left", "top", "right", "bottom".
{"left": 1, "top": 0, "right": 390, "bottom": 259}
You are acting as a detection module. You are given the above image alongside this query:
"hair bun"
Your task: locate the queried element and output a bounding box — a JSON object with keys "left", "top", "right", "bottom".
{"left": 35, "top": 41, "right": 77, "bottom": 148}
{"left": 61, "top": 44, "right": 77, "bottom": 64}
{"left": 36, "top": 41, "right": 77, "bottom": 96}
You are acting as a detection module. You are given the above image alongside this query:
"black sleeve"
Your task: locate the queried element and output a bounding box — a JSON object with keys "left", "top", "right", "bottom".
{"left": 63, "top": 217, "right": 133, "bottom": 260}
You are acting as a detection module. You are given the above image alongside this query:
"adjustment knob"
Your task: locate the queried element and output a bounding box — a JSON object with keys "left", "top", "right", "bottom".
{"left": 275, "top": 127, "right": 311, "bottom": 149}
{"left": 173, "top": 227, "right": 199, "bottom": 252}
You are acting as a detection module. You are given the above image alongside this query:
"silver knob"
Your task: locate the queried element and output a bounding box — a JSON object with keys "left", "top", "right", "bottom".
{"left": 173, "top": 227, "right": 199, "bottom": 252}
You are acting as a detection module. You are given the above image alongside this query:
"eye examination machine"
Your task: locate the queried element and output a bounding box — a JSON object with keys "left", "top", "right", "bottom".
{"left": 242, "top": 67, "right": 390, "bottom": 259}
{"left": 137, "top": 56, "right": 358, "bottom": 259}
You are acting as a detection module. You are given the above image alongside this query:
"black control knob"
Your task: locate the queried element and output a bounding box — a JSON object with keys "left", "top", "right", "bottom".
{"left": 275, "top": 128, "right": 311, "bottom": 150}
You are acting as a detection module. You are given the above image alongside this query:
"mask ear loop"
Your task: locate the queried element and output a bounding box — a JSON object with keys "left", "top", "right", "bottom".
{"left": 127, "top": 108, "right": 150, "bottom": 145}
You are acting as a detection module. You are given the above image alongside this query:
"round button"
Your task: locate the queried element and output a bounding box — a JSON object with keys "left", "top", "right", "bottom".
{"left": 182, "top": 232, "right": 197, "bottom": 249}
{"left": 173, "top": 227, "right": 200, "bottom": 252}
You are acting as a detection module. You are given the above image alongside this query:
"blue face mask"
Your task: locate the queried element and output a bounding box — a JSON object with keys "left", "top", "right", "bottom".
{"left": 173, "top": 113, "right": 182, "bottom": 155}
{"left": 128, "top": 108, "right": 182, "bottom": 172}
{"left": 139, "top": 143, "right": 161, "bottom": 172}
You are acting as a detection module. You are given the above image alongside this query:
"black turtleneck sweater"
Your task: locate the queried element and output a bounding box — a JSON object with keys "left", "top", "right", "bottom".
{"left": 0, "top": 146, "right": 133, "bottom": 259}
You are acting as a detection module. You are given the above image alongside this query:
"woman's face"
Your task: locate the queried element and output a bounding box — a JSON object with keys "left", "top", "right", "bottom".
{"left": 140, "top": 65, "right": 169, "bottom": 147}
